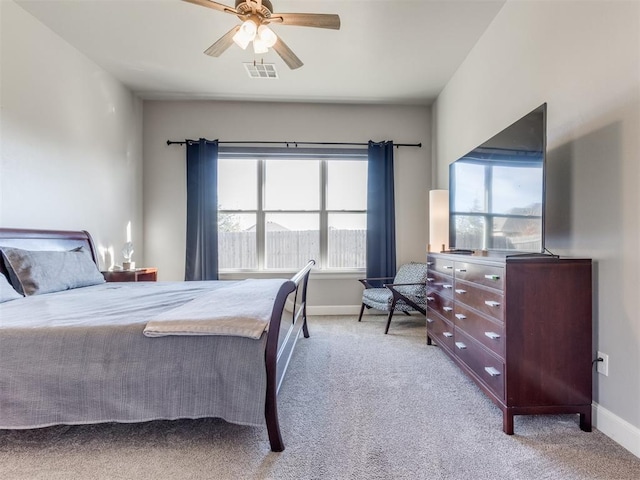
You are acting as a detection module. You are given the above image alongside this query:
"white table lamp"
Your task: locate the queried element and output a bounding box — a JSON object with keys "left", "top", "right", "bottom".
{"left": 429, "top": 189, "right": 449, "bottom": 253}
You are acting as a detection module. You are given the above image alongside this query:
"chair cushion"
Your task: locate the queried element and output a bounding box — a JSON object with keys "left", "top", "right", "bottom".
{"left": 362, "top": 287, "right": 423, "bottom": 313}
{"left": 363, "top": 287, "right": 392, "bottom": 304}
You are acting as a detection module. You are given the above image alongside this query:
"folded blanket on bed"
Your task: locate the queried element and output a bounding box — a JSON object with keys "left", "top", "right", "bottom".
{"left": 143, "top": 278, "right": 288, "bottom": 339}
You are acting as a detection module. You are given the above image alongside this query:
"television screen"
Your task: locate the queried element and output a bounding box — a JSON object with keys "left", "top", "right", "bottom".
{"left": 449, "top": 104, "right": 546, "bottom": 253}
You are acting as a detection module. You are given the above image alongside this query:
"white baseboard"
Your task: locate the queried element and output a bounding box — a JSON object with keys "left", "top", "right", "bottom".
{"left": 285, "top": 303, "right": 387, "bottom": 316}
{"left": 306, "top": 305, "right": 394, "bottom": 316}
{"left": 593, "top": 402, "right": 640, "bottom": 458}
{"left": 307, "top": 305, "right": 363, "bottom": 316}
{"left": 285, "top": 303, "right": 370, "bottom": 316}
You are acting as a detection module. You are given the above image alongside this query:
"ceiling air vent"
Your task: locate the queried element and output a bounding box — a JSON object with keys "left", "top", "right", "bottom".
{"left": 244, "top": 62, "right": 278, "bottom": 79}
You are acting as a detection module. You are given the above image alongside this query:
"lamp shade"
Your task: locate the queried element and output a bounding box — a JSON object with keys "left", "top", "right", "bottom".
{"left": 253, "top": 37, "right": 269, "bottom": 54}
{"left": 429, "top": 189, "right": 449, "bottom": 252}
{"left": 257, "top": 25, "right": 278, "bottom": 48}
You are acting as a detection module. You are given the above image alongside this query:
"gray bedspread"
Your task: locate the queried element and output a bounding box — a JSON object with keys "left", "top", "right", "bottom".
{"left": 0, "top": 282, "right": 269, "bottom": 429}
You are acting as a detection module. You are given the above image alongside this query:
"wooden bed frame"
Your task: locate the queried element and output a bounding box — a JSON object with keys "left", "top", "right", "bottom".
{"left": 0, "top": 227, "right": 314, "bottom": 452}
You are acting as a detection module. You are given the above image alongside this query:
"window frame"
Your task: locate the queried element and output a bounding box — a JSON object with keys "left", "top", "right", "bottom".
{"left": 218, "top": 146, "right": 368, "bottom": 272}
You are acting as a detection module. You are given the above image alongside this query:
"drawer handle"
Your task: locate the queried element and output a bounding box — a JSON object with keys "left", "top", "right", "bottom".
{"left": 443, "top": 265, "right": 454, "bottom": 270}
{"left": 443, "top": 332, "right": 453, "bottom": 338}
{"left": 484, "top": 366, "right": 501, "bottom": 377}
{"left": 427, "top": 277, "right": 435, "bottom": 283}
{"left": 427, "top": 262, "right": 434, "bottom": 266}
{"left": 455, "top": 342, "right": 467, "bottom": 350}
{"left": 443, "top": 284, "right": 453, "bottom": 289}
{"left": 455, "top": 313, "right": 466, "bottom": 320}
{"left": 484, "top": 300, "right": 501, "bottom": 307}
{"left": 484, "top": 331, "right": 501, "bottom": 340}
{"left": 442, "top": 306, "right": 453, "bottom": 312}
{"left": 426, "top": 317, "right": 434, "bottom": 324}
{"left": 455, "top": 268, "right": 467, "bottom": 272}
{"left": 484, "top": 274, "right": 501, "bottom": 281}
{"left": 455, "top": 289, "right": 467, "bottom": 294}
{"left": 426, "top": 296, "right": 435, "bottom": 302}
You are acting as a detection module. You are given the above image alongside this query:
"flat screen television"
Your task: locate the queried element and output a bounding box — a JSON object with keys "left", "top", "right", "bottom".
{"left": 449, "top": 103, "right": 546, "bottom": 253}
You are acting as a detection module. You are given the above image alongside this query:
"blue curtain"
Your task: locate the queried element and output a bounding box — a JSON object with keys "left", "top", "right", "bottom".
{"left": 366, "top": 141, "right": 396, "bottom": 279}
{"left": 185, "top": 138, "right": 219, "bottom": 281}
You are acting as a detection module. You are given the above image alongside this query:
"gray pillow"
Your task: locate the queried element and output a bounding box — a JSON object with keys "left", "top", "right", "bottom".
{"left": 0, "top": 273, "right": 23, "bottom": 302}
{"left": 1, "top": 246, "right": 105, "bottom": 296}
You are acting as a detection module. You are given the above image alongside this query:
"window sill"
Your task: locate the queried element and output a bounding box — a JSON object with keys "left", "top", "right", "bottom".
{"left": 219, "top": 269, "right": 365, "bottom": 281}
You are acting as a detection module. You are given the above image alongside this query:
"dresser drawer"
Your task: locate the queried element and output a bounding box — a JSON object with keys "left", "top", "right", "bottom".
{"left": 453, "top": 303, "right": 505, "bottom": 358}
{"left": 426, "top": 270, "right": 454, "bottom": 299}
{"left": 430, "top": 257, "right": 455, "bottom": 277}
{"left": 426, "top": 292, "right": 454, "bottom": 322}
{"left": 454, "top": 329, "right": 505, "bottom": 400}
{"left": 453, "top": 279, "right": 504, "bottom": 322}
{"left": 454, "top": 261, "right": 504, "bottom": 291}
{"left": 426, "top": 311, "right": 454, "bottom": 353}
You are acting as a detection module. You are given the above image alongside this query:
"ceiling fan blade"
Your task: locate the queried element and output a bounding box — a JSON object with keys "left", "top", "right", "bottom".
{"left": 204, "top": 25, "right": 240, "bottom": 57}
{"left": 270, "top": 13, "right": 341, "bottom": 30}
{"left": 272, "top": 36, "right": 303, "bottom": 69}
{"left": 181, "top": 0, "right": 237, "bottom": 15}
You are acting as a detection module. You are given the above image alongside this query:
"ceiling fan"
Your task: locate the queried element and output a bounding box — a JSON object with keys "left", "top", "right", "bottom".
{"left": 183, "top": 0, "right": 341, "bottom": 70}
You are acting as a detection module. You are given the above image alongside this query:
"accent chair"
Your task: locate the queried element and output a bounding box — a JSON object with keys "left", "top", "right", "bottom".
{"left": 357, "top": 262, "right": 428, "bottom": 334}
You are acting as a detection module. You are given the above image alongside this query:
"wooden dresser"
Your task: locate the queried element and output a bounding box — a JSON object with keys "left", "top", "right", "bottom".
{"left": 426, "top": 253, "right": 592, "bottom": 434}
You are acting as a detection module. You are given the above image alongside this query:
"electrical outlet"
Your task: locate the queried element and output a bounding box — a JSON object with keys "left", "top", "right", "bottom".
{"left": 597, "top": 351, "right": 609, "bottom": 376}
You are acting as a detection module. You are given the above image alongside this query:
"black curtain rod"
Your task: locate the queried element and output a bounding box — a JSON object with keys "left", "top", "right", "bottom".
{"left": 166, "top": 139, "right": 421, "bottom": 148}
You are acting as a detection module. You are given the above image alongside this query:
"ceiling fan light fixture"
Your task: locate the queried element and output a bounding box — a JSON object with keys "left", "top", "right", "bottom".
{"left": 232, "top": 20, "right": 257, "bottom": 49}
{"left": 257, "top": 25, "right": 278, "bottom": 48}
{"left": 185, "top": 0, "right": 341, "bottom": 69}
{"left": 253, "top": 37, "right": 269, "bottom": 54}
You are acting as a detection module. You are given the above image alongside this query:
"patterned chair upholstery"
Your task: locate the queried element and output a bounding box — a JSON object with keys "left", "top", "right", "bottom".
{"left": 357, "top": 262, "right": 428, "bottom": 334}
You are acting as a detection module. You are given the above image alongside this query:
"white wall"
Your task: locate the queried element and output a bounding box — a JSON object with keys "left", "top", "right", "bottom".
{"left": 433, "top": 0, "right": 640, "bottom": 456}
{"left": 0, "top": 0, "right": 143, "bottom": 268}
{"left": 143, "top": 101, "right": 431, "bottom": 310}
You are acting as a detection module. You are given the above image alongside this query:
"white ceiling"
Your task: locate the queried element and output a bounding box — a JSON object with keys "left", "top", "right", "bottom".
{"left": 15, "top": 0, "right": 506, "bottom": 105}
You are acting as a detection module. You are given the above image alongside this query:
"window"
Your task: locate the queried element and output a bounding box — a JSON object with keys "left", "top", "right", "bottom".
{"left": 217, "top": 149, "right": 367, "bottom": 271}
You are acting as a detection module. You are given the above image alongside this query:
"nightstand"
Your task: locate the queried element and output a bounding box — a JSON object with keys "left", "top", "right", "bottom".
{"left": 102, "top": 267, "right": 158, "bottom": 282}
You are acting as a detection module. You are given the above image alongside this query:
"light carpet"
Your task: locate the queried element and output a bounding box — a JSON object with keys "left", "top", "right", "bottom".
{"left": 1, "top": 315, "right": 639, "bottom": 480}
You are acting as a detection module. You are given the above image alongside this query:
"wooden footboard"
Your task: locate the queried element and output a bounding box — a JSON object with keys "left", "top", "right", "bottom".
{"left": 264, "top": 260, "right": 315, "bottom": 452}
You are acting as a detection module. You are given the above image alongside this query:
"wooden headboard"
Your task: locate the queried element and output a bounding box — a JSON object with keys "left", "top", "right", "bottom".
{"left": 0, "top": 228, "right": 100, "bottom": 278}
